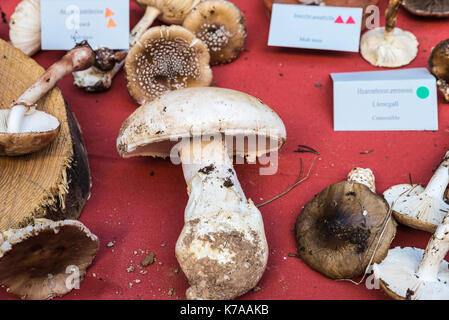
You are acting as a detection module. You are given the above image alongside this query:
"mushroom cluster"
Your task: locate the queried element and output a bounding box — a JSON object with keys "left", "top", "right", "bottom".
{"left": 360, "top": 0, "right": 419, "bottom": 68}
{"left": 295, "top": 168, "right": 397, "bottom": 279}
{"left": 117, "top": 87, "right": 286, "bottom": 299}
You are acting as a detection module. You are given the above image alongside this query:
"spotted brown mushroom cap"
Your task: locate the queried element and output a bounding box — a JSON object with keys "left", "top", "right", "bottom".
{"left": 429, "top": 39, "right": 449, "bottom": 102}
{"left": 183, "top": 0, "right": 247, "bottom": 65}
{"left": 136, "top": 0, "right": 201, "bottom": 24}
{"left": 295, "top": 171, "right": 396, "bottom": 279}
{"left": 125, "top": 25, "right": 213, "bottom": 105}
{"left": 0, "top": 220, "right": 99, "bottom": 300}
{"left": 403, "top": 0, "right": 449, "bottom": 17}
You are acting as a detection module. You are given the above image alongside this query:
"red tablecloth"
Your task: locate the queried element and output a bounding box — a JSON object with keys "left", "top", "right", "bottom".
{"left": 0, "top": 0, "right": 448, "bottom": 300}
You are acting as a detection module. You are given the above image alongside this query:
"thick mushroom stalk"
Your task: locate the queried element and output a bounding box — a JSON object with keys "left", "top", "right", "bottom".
{"left": 373, "top": 214, "right": 449, "bottom": 300}
{"left": 175, "top": 138, "right": 268, "bottom": 300}
{"left": 360, "top": 0, "right": 418, "bottom": 68}
{"left": 383, "top": 151, "right": 449, "bottom": 232}
{"left": 7, "top": 41, "right": 95, "bottom": 133}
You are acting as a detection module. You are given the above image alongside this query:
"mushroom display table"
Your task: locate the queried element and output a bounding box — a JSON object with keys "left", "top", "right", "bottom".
{"left": 0, "top": 0, "right": 448, "bottom": 300}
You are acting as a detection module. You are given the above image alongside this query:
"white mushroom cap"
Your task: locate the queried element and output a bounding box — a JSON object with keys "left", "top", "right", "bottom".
{"left": 360, "top": 27, "right": 419, "bottom": 68}
{"left": 117, "top": 87, "right": 286, "bottom": 159}
{"left": 9, "top": 0, "right": 41, "bottom": 56}
{"left": 373, "top": 247, "right": 449, "bottom": 300}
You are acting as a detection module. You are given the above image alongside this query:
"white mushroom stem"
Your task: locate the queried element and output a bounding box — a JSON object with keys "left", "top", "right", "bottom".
{"left": 418, "top": 153, "right": 449, "bottom": 207}
{"left": 415, "top": 215, "right": 449, "bottom": 284}
{"left": 7, "top": 41, "right": 95, "bottom": 133}
{"left": 130, "top": 6, "right": 161, "bottom": 46}
{"left": 175, "top": 137, "right": 268, "bottom": 299}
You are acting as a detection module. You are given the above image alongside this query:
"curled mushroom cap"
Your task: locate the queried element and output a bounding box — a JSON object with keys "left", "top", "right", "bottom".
{"left": 295, "top": 168, "right": 397, "bottom": 279}
{"left": 136, "top": 0, "right": 200, "bottom": 24}
{"left": 183, "top": 0, "right": 247, "bottom": 65}
{"left": 9, "top": 0, "right": 41, "bottom": 56}
{"left": 0, "top": 219, "right": 99, "bottom": 300}
{"left": 360, "top": 0, "right": 418, "bottom": 68}
{"left": 429, "top": 39, "right": 449, "bottom": 102}
{"left": 125, "top": 25, "right": 213, "bottom": 104}
{"left": 403, "top": 0, "right": 449, "bottom": 17}
{"left": 383, "top": 151, "right": 449, "bottom": 233}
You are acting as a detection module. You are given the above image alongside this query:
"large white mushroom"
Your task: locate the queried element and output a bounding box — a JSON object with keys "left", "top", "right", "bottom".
{"left": 117, "top": 87, "right": 286, "bottom": 299}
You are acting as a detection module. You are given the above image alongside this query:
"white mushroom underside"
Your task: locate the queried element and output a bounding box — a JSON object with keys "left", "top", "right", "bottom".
{"left": 360, "top": 27, "right": 419, "bottom": 68}
{"left": 0, "top": 109, "right": 59, "bottom": 133}
{"left": 373, "top": 247, "right": 449, "bottom": 300}
{"left": 383, "top": 184, "right": 449, "bottom": 226}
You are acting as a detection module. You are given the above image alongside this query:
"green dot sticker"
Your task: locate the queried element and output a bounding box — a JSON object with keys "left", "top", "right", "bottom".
{"left": 417, "top": 86, "right": 430, "bottom": 99}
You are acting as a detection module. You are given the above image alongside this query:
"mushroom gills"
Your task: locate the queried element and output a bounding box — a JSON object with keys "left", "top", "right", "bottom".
{"left": 0, "top": 109, "right": 59, "bottom": 134}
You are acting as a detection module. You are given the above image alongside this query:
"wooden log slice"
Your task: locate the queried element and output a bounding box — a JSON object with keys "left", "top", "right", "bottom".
{"left": 0, "top": 39, "right": 91, "bottom": 231}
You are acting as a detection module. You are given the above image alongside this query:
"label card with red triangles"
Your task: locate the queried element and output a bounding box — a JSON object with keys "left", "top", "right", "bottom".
{"left": 41, "top": 0, "right": 129, "bottom": 50}
{"left": 268, "top": 4, "right": 362, "bottom": 52}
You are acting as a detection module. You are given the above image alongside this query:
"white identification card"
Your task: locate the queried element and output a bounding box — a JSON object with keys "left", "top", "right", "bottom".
{"left": 41, "top": 0, "right": 129, "bottom": 50}
{"left": 331, "top": 68, "right": 439, "bottom": 131}
{"left": 268, "top": 4, "right": 363, "bottom": 52}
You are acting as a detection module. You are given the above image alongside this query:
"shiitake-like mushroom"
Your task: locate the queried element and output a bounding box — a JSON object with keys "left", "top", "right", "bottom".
{"left": 183, "top": 0, "right": 247, "bottom": 65}
{"left": 402, "top": 0, "right": 449, "bottom": 17}
{"left": 295, "top": 168, "right": 397, "bottom": 279}
{"left": 429, "top": 39, "right": 449, "bottom": 102}
{"left": 125, "top": 25, "right": 212, "bottom": 104}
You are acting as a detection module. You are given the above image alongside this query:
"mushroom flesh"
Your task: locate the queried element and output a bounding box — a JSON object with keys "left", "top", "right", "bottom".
{"left": 1, "top": 41, "right": 95, "bottom": 156}
{"left": 360, "top": 0, "right": 418, "bottom": 68}
{"left": 183, "top": 0, "right": 247, "bottom": 65}
{"left": 383, "top": 151, "right": 449, "bottom": 233}
{"left": 429, "top": 39, "right": 449, "bottom": 102}
{"left": 295, "top": 168, "right": 397, "bottom": 279}
{"left": 125, "top": 25, "right": 212, "bottom": 104}
{"left": 117, "top": 87, "right": 286, "bottom": 299}
{"left": 373, "top": 213, "right": 449, "bottom": 300}
{"left": 0, "top": 219, "right": 99, "bottom": 300}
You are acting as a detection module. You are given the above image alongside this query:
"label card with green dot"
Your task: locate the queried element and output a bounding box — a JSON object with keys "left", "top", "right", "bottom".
{"left": 331, "top": 68, "right": 438, "bottom": 131}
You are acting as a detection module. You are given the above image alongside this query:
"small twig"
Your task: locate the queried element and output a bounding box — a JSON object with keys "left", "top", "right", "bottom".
{"left": 257, "top": 157, "right": 316, "bottom": 208}
{"left": 294, "top": 145, "right": 320, "bottom": 155}
{"left": 409, "top": 173, "right": 413, "bottom": 186}
{"left": 360, "top": 149, "right": 374, "bottom": 154}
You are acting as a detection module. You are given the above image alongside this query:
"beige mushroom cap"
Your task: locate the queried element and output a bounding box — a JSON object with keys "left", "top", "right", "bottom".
{"left": 125, "top": 25, "right": 213, "bottom": 104}
{"left": 183, "top": 0, "right": 247, "bottom": 65}
{"left": 0, "top": 220, "right": 99, "bottom": 300}
{"left": 117, "top": 87, "right": 287, "bottom": 159}
{"left": 0, "top": 109, "right": 60, "bottom": 156}
{"left": 136, "top": 0, "right": 200, "bottom": 24}
{"left": 9, "top": 0, "right": 41, "bottom": 56}
{"left": 360, "top": 27, "right": 419, "bottom": 68}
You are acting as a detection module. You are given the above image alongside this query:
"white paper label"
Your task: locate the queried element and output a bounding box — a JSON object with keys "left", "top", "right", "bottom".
{"left": 268, "top": 4, "right": 363, "bottom": 52}
{"left": 331, "top": 68, "right": 439, "bottom": 131}
{"left": 41, "top": 0, "right": 129, "bottom": 50}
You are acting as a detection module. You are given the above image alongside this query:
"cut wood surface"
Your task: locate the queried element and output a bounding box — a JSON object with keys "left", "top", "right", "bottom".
{"left": 0, "top": 39, "right": 91, "bottom": 231}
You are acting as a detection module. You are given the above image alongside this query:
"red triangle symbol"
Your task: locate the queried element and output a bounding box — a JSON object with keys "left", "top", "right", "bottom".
{"left": 346, "top": 16, "right": 355, "bottom": 24}
{"left": 335, "top": 16, "right": 344, "bottom": 23}
{"left": 105, "top": 8, "right": 114, "bottom": 18}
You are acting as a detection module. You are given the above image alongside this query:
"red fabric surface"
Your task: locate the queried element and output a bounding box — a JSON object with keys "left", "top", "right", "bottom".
{"left": 0, "top": 0, "right": 448, "bottom": 300}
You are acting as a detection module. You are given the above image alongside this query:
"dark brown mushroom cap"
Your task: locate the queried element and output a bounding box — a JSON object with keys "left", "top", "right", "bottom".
{"left": 295, "top": 181, "right": 396, "bottom": 279}
{"left": 429, "top": 39, "right": 449, "bottom": 102}
{"left": 403, "top": 0, "right": 449, "bottom": 17}
{"left": 135, "top": 0, "right": 200, "bottom": 24}
{"left": 0, "top": 128, "right": 60, "bottom": 156}
{"left": 0, "top": 220, "right": 99, "bottom": 300}
{"left": 125, "top": 25, "right": 212, "bottom": 104}
{"left": 183, "top": 0, "right": 247, "bottom": 65}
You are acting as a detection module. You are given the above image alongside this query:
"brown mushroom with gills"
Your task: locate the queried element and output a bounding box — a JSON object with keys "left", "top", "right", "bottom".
{"left": 295, "top": 168, "right": 397, "bottom": 279}
{"left": 360, "top": 0, "right": 419, "bottom": 68}
{"left": 373, "top": 213, "right": 449, "bottom": 300}
{"left": 429, "top": 39, "right": 449, "bottom": 103}
{"left": 0, "top": 41, "right": 95, "bottom": 156}
{"left": 402, "top": 0, "right": 449, "bottom": 17}
{"left": 125, "top": 25, "right": 212, "bottom": 104}
{"left": 383, "top": 151, "right": 449, "bottom": 233}
{"left": 73, "top": 0, "right": 200, "bottom": 93}
{"left": 117, "top": 87, "right": 286, "bottom": 299}
{"left": 183, "top": 0, "right": 247, "bottom": 65}
{"left": 0, "top": 219, "right": 99, "bottom": 300}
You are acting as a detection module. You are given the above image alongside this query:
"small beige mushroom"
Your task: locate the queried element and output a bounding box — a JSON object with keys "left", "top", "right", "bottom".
{"left": 373, "top": 213, "right": 449, "bottom": 300}
{"left": 360, "top": 0, "right": 418, "bottom": 68}
{"left": 183, "top": 0, "right": 247, "bottom": 65}
{"left": 125, "top": 25, "right": 212, "bottom": 104}
{"left": 383, "top": 151, "right": 449, "bottom": 233}
{"left": 117, "top": 87, "right": 286, "bottom": 300}
{"left": 9, "top": 0, "right": 41, "bottom": 56}
{"left": 0, "top": 219, "right": 99, "bottom": 300}
{"left": 1, "top": 41, "right": 95, "bottom": 156}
